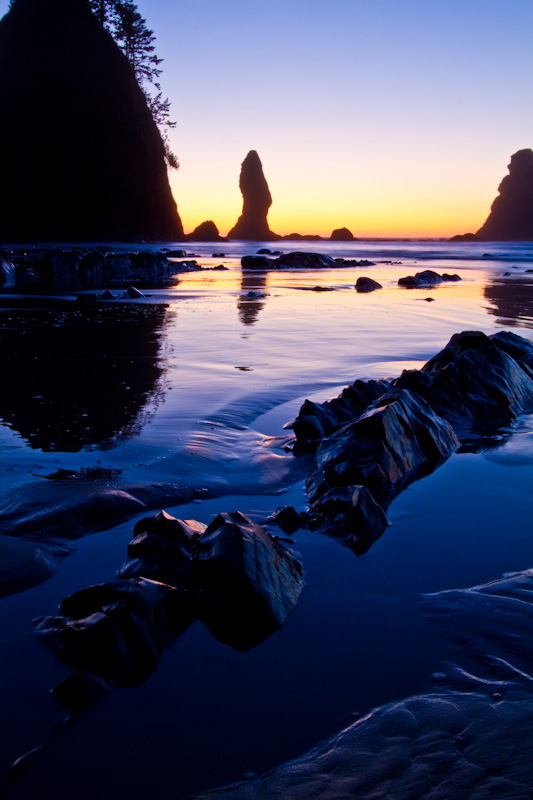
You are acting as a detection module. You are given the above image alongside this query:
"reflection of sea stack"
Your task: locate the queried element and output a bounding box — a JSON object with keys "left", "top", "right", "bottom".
{"left": 476, "top": 149, "right": 533, "bottom": 241}
{"left": 228, "top": 151, "right": 280, "bottom": 241}
{"left": 0, "top": 0, "right": 183, "bottom": 241}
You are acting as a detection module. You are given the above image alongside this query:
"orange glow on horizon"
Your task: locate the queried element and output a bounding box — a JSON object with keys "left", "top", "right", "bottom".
{"left": 171, "top": 169, "right": 492, "bottom": 241}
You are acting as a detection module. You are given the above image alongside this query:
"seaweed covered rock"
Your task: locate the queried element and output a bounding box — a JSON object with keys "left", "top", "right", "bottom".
{"left": 0, "top": 0, "right": 183, "bottom": 241}
{"left": 194, "top": 511, "right": 304, "bottom": 651}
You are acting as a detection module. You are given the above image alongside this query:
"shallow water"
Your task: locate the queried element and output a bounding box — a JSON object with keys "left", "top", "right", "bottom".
{"left": 0, "top": 239, "right": 532, "bottom": 797}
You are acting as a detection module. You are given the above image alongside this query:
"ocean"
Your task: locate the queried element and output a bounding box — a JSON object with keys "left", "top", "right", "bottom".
{"left": 0, "top": 239, "right": 532, "bottom": 798}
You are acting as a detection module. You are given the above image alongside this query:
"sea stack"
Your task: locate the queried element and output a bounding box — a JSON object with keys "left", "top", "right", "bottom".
{"left": 228, "top": 151, "right": 279, "bottom": 241}
{"left": 0, "top": 0, "right": 183, "bottom": 241}
{"left": 476, "top": 149, "right": 533, "bottom": 241}
{"left": 188, "top": 220, "right": 225, "bottom": 241}
{"left": 330, "top": 227, "right": 355, "bottom": 241}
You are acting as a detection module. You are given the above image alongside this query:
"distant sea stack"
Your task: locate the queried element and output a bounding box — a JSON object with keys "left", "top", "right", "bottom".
{"left": 330, "top": 227, "right": 355, "bottom": 241}
{"left": 0, "top": 0, "right": 183, "bottom": 242}
{"left": 228, "top": 151, "right": 280, "bottom": 241}
{"left": 188, "top": 220, "right": 226, "bottom": 241}
{"left": 476, "top": 149, "right": 533, "bottom": 241}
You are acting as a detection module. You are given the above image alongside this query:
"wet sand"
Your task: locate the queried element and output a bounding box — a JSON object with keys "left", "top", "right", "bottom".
{"left": 0, "top": 240, "right": 532, "bottom": 797}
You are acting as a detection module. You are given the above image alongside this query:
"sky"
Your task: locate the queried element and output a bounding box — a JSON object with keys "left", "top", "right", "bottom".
{"left": 2, "top": 0, "right": 532, "bottom": 238}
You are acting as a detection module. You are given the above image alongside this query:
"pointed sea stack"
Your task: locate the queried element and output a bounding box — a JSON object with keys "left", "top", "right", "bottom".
{"left": 476, "top": 149, "right": 533, "bottom": 241}
{"left": 0, "top": 0, "right": 183, "bottom": 242}
{"left": 228, "top": 151, "right": 279, "bottom": 241}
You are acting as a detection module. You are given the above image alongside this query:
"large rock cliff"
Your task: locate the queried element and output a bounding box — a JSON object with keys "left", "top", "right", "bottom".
{"left": 476, "top": 149, "right": 533, "bottom": 241}
{"left": 0, "top": 0, "right": 183, "bottom": 242}
{"left": 227, "top": 151, "right": 279, "bottom": 241}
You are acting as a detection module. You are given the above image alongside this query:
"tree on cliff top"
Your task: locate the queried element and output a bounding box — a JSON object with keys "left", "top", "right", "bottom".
{"left": 88, "top": 0, "right": 178, "bottom": 169}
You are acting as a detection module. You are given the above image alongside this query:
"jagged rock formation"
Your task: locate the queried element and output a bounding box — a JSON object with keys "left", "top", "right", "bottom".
{"left": 330, "top": 227, "right": 355, "bottom": 241}
{"left": 36, "top": 509, "right": 303, "bottom": 707}
{"left": 0, "top": 0, "right": 183, "bottom": 242}
{"left": 476, "top": 149, "right": 533, "bottom": 241}
{"left": 228, "top": 151, "right": 279, "bottom": 241}
{"left": 188, "top": 220, "right": 226, "bottom": 241}
{"left": 280, "top": 330, "right": 533, "bottom": 554}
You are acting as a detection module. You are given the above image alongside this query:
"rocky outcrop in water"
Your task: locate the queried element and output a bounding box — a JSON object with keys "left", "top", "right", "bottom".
{"left": 355, "top": 277, "right": 382, "bottom": 292}
{"left": 0, "top": 0, "right": 183, "bottom": 242}
{"left": 241, "top": 251, "right": 341, "bottom": 270}
{"left": 188, "top": 220, "right": 226, "bottom": 241}
{"left": 398, "top": 270, "right": 461, "bottom": 287}
{"left": 330, "top": 227, "right": 355, "bottom": 241}
{"left": 476, "top": 149, "right": 533, "bottom": 241}
{"left": 282, "top": 330, "right": 533, "bottom": 552}
{"left": 228, "top": 151, "right": 279, "bottom": 241}
{"left": 1, "top": 247, "right": 207, "bottom": 291}
{"left": 36, "top": 509, "right": 303, "bottom": 708}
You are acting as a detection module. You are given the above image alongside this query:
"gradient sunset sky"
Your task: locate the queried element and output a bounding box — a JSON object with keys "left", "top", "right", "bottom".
{"left": 2, "top": 0, "right": 532, "bottom": 238}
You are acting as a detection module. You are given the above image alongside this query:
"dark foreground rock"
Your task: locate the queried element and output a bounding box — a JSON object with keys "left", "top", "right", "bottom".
{"left": 119, "top": 509, "right": 206, "bottom": 585}
{"left": 37, "top": 509, "right": 303, "bottom": 707}
{"left": 284, "top": 330, "right": 533, "bottom": 551}
{"left": 36, "top": 578, "right": 193, "bottom": 693}
{"left": 0, "top": 0, "right": 183, "bottom": 242}
{"left": 194, "top": 512, "right": 303, "bottom": 651}
{"left": 306, "top": 389, "right": 459, "bottom": 505}
{"left": 228, "top": 151, "right": 279, "bottom": 241}
{"left": 476, "top": 149, "right": 533, "bottom": 241}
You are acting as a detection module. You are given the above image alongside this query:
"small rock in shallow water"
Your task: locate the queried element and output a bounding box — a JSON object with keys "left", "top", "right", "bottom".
{"left": 355, "top": 276, "right": 382, "bottom": 293}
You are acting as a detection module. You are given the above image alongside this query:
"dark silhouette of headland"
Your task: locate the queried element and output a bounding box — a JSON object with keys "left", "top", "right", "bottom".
{"left": 228, "top": 151, "right": 280, "bottom": 241}
{"left": 452, "top": 149, "right": 533, "bottom": 241}
{"left": 0, "top": 0, "right": 183, "bottom": 242}
{"left": 476, "top": 149, "right": 533, "bottom": 241}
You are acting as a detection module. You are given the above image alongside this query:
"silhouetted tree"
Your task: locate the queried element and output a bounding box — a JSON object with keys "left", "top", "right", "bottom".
{"left": 88, "top": 0, "right": 118, "bottom": 28}
{"left": 88, "top": 0, "right": 178, "bottom": 169}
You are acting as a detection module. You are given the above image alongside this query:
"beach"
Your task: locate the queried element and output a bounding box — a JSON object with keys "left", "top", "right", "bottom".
{"left": 1, "top": 239, "right": 533, "bottom": 798}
